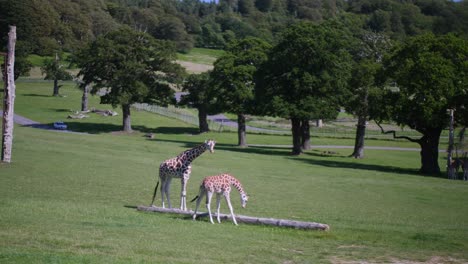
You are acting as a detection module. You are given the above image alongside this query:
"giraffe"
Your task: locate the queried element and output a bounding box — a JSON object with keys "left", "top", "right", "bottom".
{"left": 191, "top": 173, "right": 248, "bottom": 225}
{"left": 151, "top": 139, "right": 216, "bottom": 211}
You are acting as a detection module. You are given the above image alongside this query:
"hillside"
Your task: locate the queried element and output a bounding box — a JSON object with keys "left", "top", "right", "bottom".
{"left": 1, "top": 0, "right": 467, "bottom": 56}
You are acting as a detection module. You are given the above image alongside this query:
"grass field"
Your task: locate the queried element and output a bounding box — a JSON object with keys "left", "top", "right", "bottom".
{"left": 177, "top": 48, "right": 225, "bottom": 65}
{"left": 1, "top": 81, "right": 467, "bottom": 263}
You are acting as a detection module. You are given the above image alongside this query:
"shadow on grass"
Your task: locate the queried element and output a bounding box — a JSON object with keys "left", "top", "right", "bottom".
{"left": 53, "top": 108, "right": 72, "bottom": 113}
{"left": 291, "top": 155, "right": 421, "bottom": 176}
{"left": 63, "top": 122, "right": 122, "bottom": 134}
{"left": 22, "top": 93, "right": 51, "bottom": 97}
{"left": 60, "top": 122, "right": 200, "bottom": 135}
{"left": 154, "top": 138, "right": 291, "bottom": 157}
{"left": 43, "top": 121, "right": 425, "bottom": 177}
{"left": 152, "top": 126, "right": 199, "bottom": 135}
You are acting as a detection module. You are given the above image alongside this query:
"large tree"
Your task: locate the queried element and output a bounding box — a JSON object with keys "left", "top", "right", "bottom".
{"left": 210, "top": 37, "right": 271, "bottom": 147}
{"left": 75, "top": 27, "right": 184, "bottom": 132}
{"left": 256, "top": 21, "right": 353, "bottom": 154}
{"left": 41, "top": 53, "right": 73, "bottom": 96}
{"left": 380, "top": 33, "right": 468, "bottom": 175}
{"left": 345, "top": 31, "right": 392, "bottom": 159}
{"left": 179, "top": 72, "right": 218, "bottom": 134}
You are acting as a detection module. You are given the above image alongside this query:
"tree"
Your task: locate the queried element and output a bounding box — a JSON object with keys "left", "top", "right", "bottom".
{"left": 346, "top": 31, "right": 392, "bottom": 159}
{"left": 380, "top": 33, "right": 468, "bottom": 175}
{"left": 41, "top": 53, "right": 73, "bottom": 96}
{"left": 2, "top": 26, "right": 16, "bottom": 163}
{"left": 210, "top": 37, "right": 271, "bottom": 147}
{"left": 75, "top": 27, "right": 185, "bottom": 132}
{"left": 256, "top": 21, "right": 353, "bottom": 154}
{"left": 180, "top": 72, "right": 216, "bottom": 133}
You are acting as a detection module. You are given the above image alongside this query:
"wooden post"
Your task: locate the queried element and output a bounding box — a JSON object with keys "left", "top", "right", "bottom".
{"left": 2, "top": 26, "right": 16, "bottom": 163}
{"left": 137, "top": 206, "right": 330, "bottom": 231}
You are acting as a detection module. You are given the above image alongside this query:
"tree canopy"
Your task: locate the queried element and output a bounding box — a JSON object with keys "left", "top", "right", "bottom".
{"left": 75, "top": 27, "right": 185, "bottom": 132}
{"left": 256, "top": 21, "right": 353, "bottom": 154}
{"left": 380, "top": 33, "right": 468, "bottom": 174}
{"left": 41, "top": 54, "right": 73, "bottom": 96}
{"left": 209, "top": 37, "right": 271, "bottom": 146}
{"left": 180, "top": 72, "right": 216, "bottom": 133}
{"left": 2, "top": 0, "right": 467, "bottom": 56}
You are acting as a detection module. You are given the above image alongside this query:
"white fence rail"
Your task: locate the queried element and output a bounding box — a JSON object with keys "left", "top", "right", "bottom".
{"left": 132, "top": 103, "right": 429, "bottom": 140}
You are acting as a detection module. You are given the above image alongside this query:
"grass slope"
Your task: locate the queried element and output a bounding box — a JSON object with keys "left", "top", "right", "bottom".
{"left": 1, "top": 81, "right": 467, "bottom": 263}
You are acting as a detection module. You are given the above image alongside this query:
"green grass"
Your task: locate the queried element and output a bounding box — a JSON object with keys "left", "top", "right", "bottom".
{"left": 1, "top": 81, "right": 467, "bottom": 263}
{"left": 177, "top": 48, "right": 225, "bottom": 65}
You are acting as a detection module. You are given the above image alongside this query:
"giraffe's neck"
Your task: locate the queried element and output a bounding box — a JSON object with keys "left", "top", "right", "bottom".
{"left": 178, "top": 143, "right": 207, "bottom": 164}
{"left": 230, "top": 177, "right": 245, "bottom": 196}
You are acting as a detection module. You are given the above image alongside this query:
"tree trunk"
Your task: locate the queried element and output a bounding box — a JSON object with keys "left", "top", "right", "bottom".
{"left": 198, "top": 107, "right": 209, "bottom": 133}
{"left": 237, "top": 113, "right": 247, "bottom": 147}
{"left": 351, "top": 115, "right": 367, "bottom": 159}
{"left": 446, "top": 109, "right": 455, "bottom": 179}
{"left": 291, "top": 117, "right": 302, "bottom": 155}
{"left": 122, "top": 104, "right": 132, "bottom": 132}
{"left": 53, "top": 78, "right": 59, "bottom": 96}
{"left": 301, "top": 119, "right": 311, "bottom": 150}
{"left": 81, "top": 84, "right": 89, "bottom": 112}
{"left": 2, "top": 26, "right": 16, "bottom": 163}
{"left": 419, "top": 128, "right": 442, "bottom": 175}
{"left": 316, "top": 119, "right": 323, "bottom": 128}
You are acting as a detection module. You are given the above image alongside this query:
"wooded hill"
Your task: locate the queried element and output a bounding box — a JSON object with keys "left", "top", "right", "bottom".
{"left": 1, "top": 0, "right": 467, "bottom": 55}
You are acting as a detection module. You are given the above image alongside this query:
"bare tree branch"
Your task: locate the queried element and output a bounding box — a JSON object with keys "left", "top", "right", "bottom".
{"left": 375, "top": 121, "right": 421, "bottom": 143}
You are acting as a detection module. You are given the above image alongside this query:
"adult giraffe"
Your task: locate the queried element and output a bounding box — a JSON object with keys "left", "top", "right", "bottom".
{"left": 151, "top": 139, "right": 216, "bottom": 210}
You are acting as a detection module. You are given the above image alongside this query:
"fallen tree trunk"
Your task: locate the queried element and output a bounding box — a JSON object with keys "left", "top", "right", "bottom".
{"left": 137, "top": 206, "right": 330, "bottom": 231}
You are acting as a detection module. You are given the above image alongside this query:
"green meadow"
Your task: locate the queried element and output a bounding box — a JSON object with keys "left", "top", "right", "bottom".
{"left": 1, "top": 80, "right": 467, "bottom": 263}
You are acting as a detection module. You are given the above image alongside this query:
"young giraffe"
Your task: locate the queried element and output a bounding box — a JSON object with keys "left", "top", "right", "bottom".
{"left": 151, "top": 139, "right": 216, "bottom": 211}
{"left": 191, "top": 173, "right": 248, "bottom": 225}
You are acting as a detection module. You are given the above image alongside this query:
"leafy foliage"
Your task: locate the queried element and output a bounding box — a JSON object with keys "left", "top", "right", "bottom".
{"left": 256, "top": 21, "right": 353, "bottom": 120}
{"left": 211, "top": 37, "right": 271, "bottom": 115}
{"left": 380, "top": 33, "right": 468, "bottom": 174}
{"left": 2, "top": 0, "right": 467, "bottom": 57}
{"left": 75, "top": 27, "right": 185, "bottom": 131}
{"left": 40, "top": 54, "right": 73, "bottom": 96}
{"left": 383, "top": 33, "right": 467, "bottom": 130}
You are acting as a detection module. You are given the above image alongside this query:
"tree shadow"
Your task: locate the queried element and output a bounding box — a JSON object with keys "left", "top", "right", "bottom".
{"left": 22, "top": 93, "right": 51, "bottom": 98}
{"left": 291, "top": 155, "right": 421, "bottom": 176}
{"left": 52, "top": 108, "right": 72, "bottom": 113}
{"left": 152, "top": 138, "right": 292, "bottom": 156}
{"left": 151, "top": 126, "right": 199, "bottom": 135}
{"left": 61, "top": 121, "right": 123, "bottom": 134}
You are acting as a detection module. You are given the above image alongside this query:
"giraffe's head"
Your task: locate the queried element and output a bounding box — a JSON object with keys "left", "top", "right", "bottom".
{"left": 240, "top": 193, "right": 249, "bottom": 208}
{"left": 204, "top": 139, "right": 216, "bottom": 153}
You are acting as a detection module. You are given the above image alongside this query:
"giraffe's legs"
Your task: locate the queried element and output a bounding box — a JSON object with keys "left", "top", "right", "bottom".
{"left": 192, "top": 188, "right": 205, "bottom": 220}
{"left": 150, "top": 181, "right": 159, "bottom": 207}
{"left": 180, "top": 176, "right": 189, "bottom": 211}
{"left": 224, "top": 194, "right": 238, "bottom": 225}
{"left": 162, "top": 177, "right": 172, "bottom": 208}
{"left": 216, "top": 194, "right": 222, "bottom": 223}
{"left": 205, "top": 191, "right": 215, "bottom": 224}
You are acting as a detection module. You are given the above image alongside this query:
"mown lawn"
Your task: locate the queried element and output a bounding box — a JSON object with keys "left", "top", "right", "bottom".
{"left": 0, "top": 81, "right": 467, "bottom": 263}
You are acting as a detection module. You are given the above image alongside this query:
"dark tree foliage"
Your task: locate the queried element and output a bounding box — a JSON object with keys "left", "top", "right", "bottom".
{"left": 2, "top": 0, "right": 468, "bottom": 59}
{"left": 75, "top": 27, "right": 185, "bottom": 132}
{"left": 210, "top": 37, "right": 271, "bottom": 146}
{"left": 380, "top": 33, "right": 468, "bottom": 175}
{"left": 179, "top": 72, "right": 219, "bottom": 133}
{"left": 41, "top": 54, "right": 73, "bottom": 96}
{"left": 256, "top": 21, "right": 353, "bottom": 154}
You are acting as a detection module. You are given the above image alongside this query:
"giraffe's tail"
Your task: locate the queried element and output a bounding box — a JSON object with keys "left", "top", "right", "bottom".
{"left": 190, "top": 195, "right": 199, "bottom": 203}
{"left": 150, "top": 181, "right": 159, "bottom": 206}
